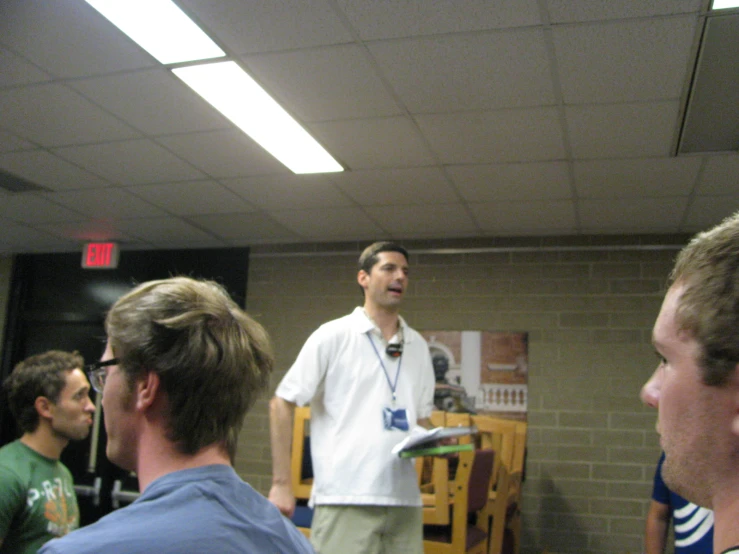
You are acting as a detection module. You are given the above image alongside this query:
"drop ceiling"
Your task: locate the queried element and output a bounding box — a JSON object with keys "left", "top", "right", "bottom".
{"left": 0, "top": 0, "right": 737, "bottom": 254}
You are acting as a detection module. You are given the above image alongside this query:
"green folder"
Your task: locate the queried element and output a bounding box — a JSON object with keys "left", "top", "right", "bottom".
{"left": 398, "top": 443, "right": 474, "bottom": 458}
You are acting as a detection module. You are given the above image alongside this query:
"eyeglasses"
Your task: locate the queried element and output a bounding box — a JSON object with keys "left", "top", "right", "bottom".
{"left": 86, "top": 358, "right": 118, "bottom": 393}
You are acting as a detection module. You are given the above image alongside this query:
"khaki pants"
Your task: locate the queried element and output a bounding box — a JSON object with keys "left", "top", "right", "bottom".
{"left": 310, "top": 505, "right": 423, "bottom": 554}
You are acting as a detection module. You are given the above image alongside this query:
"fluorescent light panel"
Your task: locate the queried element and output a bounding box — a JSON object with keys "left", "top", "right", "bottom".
{"left": 173, "top": 62, "right": 343, "bottom": 174}
{"left": 87, "top": 0, "right": 342, "bottom": 174}
{"left": 712, "top": 0, "right": 739, "bottom": 9}
{"left": 85, "top": 0, "right": 225, "bottom": 64}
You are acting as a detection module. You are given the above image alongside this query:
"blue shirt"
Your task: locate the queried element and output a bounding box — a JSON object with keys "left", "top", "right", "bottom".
{"left": 652, "top": 453, "right": 713, "bottom": 554}
{"left": 39, "top": 464, "right": 313, "bottom": 554}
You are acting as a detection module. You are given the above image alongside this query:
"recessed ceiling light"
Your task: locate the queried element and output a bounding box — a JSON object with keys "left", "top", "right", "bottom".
{"left": 85, "top": 0, "right": 225, "bottom": 64}
{"left": 173, "top": 62, "right": 343, "bottom": 174}
{"left": 711, "top": 0, "right": 739, "bottom": 9}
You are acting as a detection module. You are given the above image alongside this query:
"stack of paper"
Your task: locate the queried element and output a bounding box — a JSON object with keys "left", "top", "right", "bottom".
{"left": 392, "top": 425, "right": 477, "bottom": 458}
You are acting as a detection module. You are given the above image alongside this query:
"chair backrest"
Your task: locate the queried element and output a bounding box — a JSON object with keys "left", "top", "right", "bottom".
{"left": 467, "top": 449, "right": 495, "bottom": 513}
{"left": 417, "top": 410, "right": 451, "bottom": 525}
{"left": 511, "top": 421, "right": 527, "bottom": 477}
{"left": 447, "top": 448, "right": 495, "bottom": 552}
{"left": 470, "top": 415, "right": 517, "bottom": 488}
{"left": 291, "top": 406, "right": 312, "bottom": 500}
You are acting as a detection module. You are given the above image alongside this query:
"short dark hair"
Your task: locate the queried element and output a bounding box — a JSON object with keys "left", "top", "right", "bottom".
{"left": 358, "top": 241, "right": 409, "bottom": 274}
{"left": 669, "top": 211, "right": 739, "bottom": 386}
{"left": 105, "top": 276, "right": 274, "bottom": 457}
{"left": 3, "top": 350, "right": 85, "bottom": 434}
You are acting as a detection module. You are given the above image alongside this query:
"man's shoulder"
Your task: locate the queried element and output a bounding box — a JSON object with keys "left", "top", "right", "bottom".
{"left": 0, "top": 441, "right": 31, "bottom": 481}
{"left": 39, "top": 505, "right": 131, "bottom": 553}
{"left": 313, "top": 309, "right": 363, "bottom": 336}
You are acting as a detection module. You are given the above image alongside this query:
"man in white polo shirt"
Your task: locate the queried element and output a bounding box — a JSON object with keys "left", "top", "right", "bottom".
{"left": 269, "top": 241, "right": 435, "bottom": 554}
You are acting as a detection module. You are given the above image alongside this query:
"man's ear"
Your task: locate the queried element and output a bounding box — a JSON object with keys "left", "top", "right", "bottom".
{"left": 357, "top": 269, "right": 369, "bottom": 290}
{"left": 34, "top": 396, "right": 53, "bottom": 420}
{"left": 136, "top": 371, "right": 161, "bottom": 411}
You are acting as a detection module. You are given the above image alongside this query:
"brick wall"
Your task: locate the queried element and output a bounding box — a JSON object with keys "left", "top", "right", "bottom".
{"left": 237, "top": 234, "right": 688, "bottom": 554}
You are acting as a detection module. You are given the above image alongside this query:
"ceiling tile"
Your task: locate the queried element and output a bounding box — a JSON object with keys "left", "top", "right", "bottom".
{"left": 244, "top": 45, "right": 402, "bottom": 122}
{"left": 156, "top": 130, "right": 286, "bottom": 178}
{"left": 187, "top": 212, "right": 299, "bottom": 242}
{"left": 0, "top": 194, "right": 87, "bottom": 223}
{"left": 35, "top": 220, "right": 138, "bottom": 244}
{"left": 683, "top": 195, "right": 739, "bottom": 231}
{"left": 68, "top": 70, "right": 231, "bottom": 136}
{"left": 546, "top": 0, "right": 702, "bottom": 23}
{"left": 566, "top": 101, "right": 680, "bottom": 159}
{"left": 180, "top": 0, "right": 353, "bottom": 54}
{"left": 330, "top": 167, "right": 460, "bottom": 205}
{"left": 364, "top": 203, "right": 480, "bottom": 237}
{"left": 447, "top": 161, "right": 572, "bottom": 202}
{"left": 417, "top": 108, "right": 566, "bottom": 164}
{"left": 696, "top": 154, "right": 739, "bottom": 195}
{"left": 574, "top": 157, "right": 702, "bottom": 198}
{"left": 111, "top": 217, "right": 221, "bottom": 244}
{"left": 369, "top": 29, "right": 554, "bottom": 112}
{"left": 0, "top": 47, "right": 51, "bottom": 87}
{"left": 553, "top": 17, "right": 697, "bottom": 104}
{"left": 44, "top": 188, "right": 168, "bottom": 219}
{"left": 128, "top": 181, "right": 257, "bottom": 215}
{"left": 53, "top": 139, "right": 206, "bottom": 185}
{"left": 0, "top": 221, "right": 80, "bottom": 253}
{"left": 0, "top": 150, "right": 111, "bottom": 191}
{"left": 0, "top": 83, "right": 140, "bottom": 147}
{"left": 269, "top": 207, "right": 385, "bottom": 240}
{"left": 310, "top": 117, "right": 437, "bottom": 169}
{"left": 0, "top": 132, "right": 36, "bottom": 153}
{"left": 335, "top": 0, "right": 541, "bottom": 40}
{"left": 0, "top": 0, "right": 155, "bottom": 78}
{"left": 469, "top": 200, "right": 577, "bottom": 234}
{"left": 579, "top": 197, "right": 688, "bottom": 232}
{"left": 223, "top": 174, "right": 353, "bottom": 210}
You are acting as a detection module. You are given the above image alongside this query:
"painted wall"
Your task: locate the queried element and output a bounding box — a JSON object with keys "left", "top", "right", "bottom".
{"left": 237, "top": 234, "right": 684, "bottom": 554}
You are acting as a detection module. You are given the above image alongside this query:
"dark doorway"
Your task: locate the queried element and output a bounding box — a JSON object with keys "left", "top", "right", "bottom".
{"left": 0, "top": 247, "right": 249, "bottom": 525}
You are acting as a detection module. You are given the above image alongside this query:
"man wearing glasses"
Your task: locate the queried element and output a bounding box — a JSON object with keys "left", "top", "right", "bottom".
{"left": 0, "top": 350, "right": 95, "bottom": 554}
{"left": 40, "top": 276, "right": 312, "bottom": 554}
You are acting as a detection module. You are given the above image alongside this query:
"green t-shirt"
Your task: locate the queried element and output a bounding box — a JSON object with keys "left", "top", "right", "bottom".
{"left": 0, "top": 440, "right": 80, "bottom": 554}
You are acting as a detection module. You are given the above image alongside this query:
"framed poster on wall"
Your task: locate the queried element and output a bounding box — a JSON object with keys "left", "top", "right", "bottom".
{"left": 420, "top": 330, "right": 528, "bottom": 421}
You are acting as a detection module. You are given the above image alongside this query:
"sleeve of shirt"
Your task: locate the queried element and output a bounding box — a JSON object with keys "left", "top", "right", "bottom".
{"left": 0, "top": 465, "right": 24, "bottom": 540}
{"left": 275, "top": 326, "right": 330, "bottom": 407}
{"left": 651, "top": 452, "right": 671, "bottom": 506}
{"left": 415, "top": 334, "right": 436, "bottom": 420}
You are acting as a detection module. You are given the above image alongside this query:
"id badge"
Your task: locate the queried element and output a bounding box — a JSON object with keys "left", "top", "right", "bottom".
{"left": 383, "top": 407, "right": 409, "bottom": 431}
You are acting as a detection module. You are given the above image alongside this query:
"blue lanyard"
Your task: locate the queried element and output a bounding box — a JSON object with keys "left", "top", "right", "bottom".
{"left": 366, "top": 331, "right": 403, "bottom": 403}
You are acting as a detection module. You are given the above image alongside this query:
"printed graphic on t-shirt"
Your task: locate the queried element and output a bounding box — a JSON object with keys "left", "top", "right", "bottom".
{"left": 27, "top": 477, "right": 79, "bottom": 536}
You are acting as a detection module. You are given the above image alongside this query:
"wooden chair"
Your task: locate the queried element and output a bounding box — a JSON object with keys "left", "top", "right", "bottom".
{"left": 423, "top": 448, "right": 496, "bottom": 554}
{"left": 504, "top": 421, "right": 527, "bottom": 554}
{"left": 417, "top": 411, "right": 451, "bottom": 525}
{"left": 470, "top": 415, "right": 517, "bottom": 554}
{"left": 290, "top": 406, "right": 313, "bottom": 538}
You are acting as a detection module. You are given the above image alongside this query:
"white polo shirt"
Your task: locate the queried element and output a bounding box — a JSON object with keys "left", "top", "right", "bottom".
{"left": 276, "top": 307, "right": 435, "bottom": 507}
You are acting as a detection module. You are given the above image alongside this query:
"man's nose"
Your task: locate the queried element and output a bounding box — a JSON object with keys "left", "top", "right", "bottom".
{"left": 640, "top": 368, "right": 661, "bottom": 408}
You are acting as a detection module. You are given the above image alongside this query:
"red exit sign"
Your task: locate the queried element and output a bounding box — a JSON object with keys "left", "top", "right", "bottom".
{"left": 82, "top": 242, "right": 120, "bottom": 269}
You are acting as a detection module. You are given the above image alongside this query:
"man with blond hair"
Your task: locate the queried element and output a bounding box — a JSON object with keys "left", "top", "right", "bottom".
{"left": 640, "top": 211, "right": 739, "bottom": 554}
{"left": 41, "top": 277, "right": 312, "bottom": 554}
